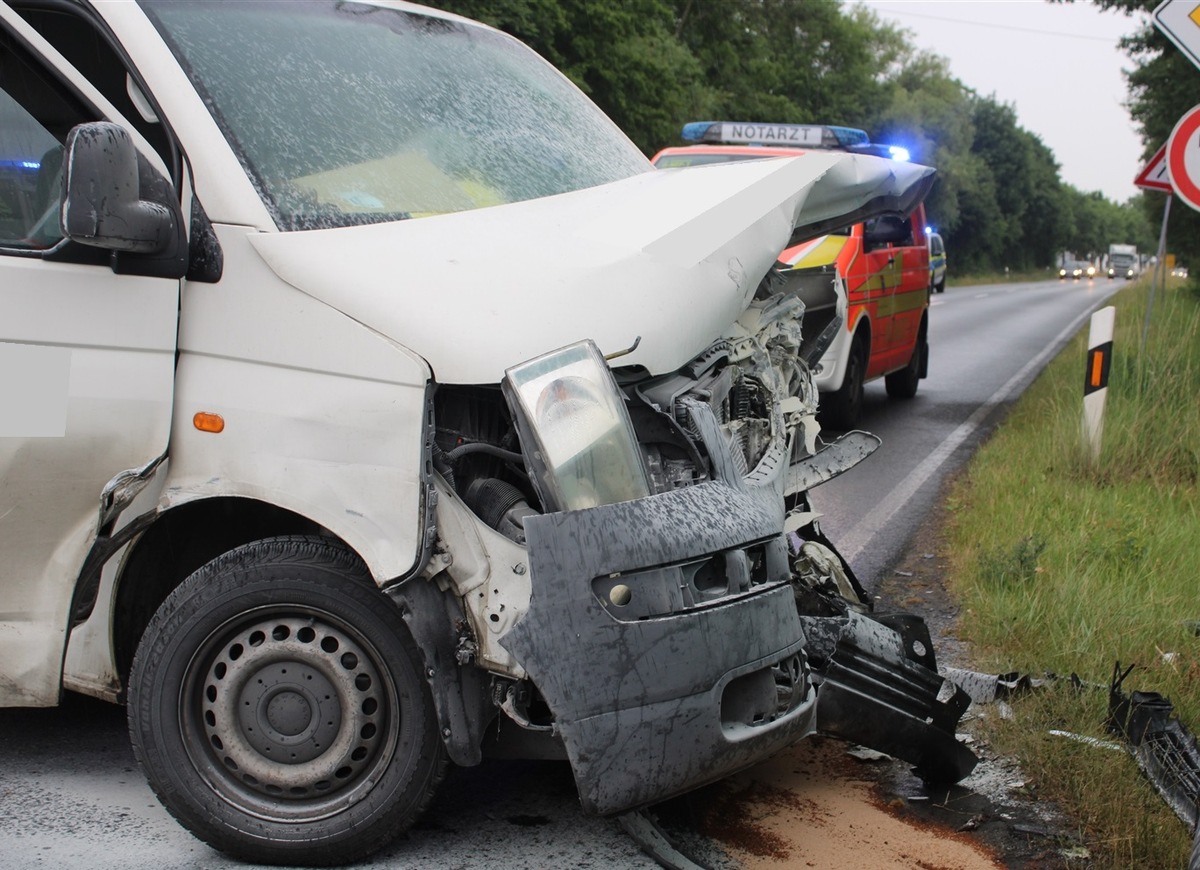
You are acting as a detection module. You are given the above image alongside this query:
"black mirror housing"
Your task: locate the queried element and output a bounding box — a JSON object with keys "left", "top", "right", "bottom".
{"left": 61, "top": 122, "right": 180, "bottom": 256}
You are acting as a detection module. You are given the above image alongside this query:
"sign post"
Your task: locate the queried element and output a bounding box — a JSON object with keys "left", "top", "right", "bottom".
{"left": 1133, "top": 142, "right": 1174, "bottom": 352}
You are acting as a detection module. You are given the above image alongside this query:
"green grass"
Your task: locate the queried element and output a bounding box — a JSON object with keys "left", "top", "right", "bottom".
{"left": 942, "top": 275, "right": 1200, "bottom": 868}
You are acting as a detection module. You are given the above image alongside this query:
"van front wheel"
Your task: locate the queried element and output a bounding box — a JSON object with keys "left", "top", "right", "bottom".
{"left": 820, "top": 333, "right": 866, "bottom": 430}
{"left": 128, "top": 536, "right": 447, "bottom": 866}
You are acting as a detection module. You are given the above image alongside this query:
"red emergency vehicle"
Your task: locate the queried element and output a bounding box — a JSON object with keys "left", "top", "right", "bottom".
{"left": 652, "top": 122, "right": 932, "bottom": 429}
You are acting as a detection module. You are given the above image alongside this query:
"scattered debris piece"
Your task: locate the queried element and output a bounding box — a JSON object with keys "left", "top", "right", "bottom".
{"left": 618, "top": 809, "right": 712, "bottom": 870}
{"left": 1011, "top": 822, "right": 1053, "bottom": 838}
{"left": 958, "top": 814, "right": 983, "bottom": 831}
{"left": 943, "top": 667, "right": 1046, "bottom": 705}
{"left": 1106, "top": 662, "right": 1200, "bottom": 836}
{"left": 894, "top": 570, "right": 914, "bottom": 577}
{"left": 846, "top": 746, "right": 890, "bottom": 763}
{"left": 1048, "top": 730, "right": 1124, "bottom": 752}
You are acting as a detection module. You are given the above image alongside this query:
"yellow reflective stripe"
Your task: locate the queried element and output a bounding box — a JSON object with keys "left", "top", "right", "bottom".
{"left": 781, "top": 235, "right": 847, "bottom": 269}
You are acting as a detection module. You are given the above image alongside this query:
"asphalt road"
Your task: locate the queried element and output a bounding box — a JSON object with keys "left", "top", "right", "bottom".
{"left": 0, "top": 276, "right": 1121, "bottom": 869}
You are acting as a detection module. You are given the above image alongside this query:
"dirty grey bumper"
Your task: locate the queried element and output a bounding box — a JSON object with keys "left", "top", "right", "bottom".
{"left": 501, "top": 481, "right": 816, "bottom": 815}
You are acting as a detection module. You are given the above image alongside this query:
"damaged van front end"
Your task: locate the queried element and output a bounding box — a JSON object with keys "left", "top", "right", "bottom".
{"left": 483, "top": 315, "right": 975, "bottom": 815}
{"left": 362, "top": 153, "right": 978, "bottom": 814}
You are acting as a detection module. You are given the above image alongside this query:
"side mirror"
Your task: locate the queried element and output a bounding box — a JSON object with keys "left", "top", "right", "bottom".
{"left": 863, "top": 213, "right": 911, "bottom": 249}
{"left": 61, "top": 122, "right": 177, "bottom": 255}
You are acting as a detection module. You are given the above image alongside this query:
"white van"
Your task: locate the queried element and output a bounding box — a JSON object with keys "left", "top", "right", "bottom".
{"left": 0, "top": 1, "right": 974, "bottom": 864}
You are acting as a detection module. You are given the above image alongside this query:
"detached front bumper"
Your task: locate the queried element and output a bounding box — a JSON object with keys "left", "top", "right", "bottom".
{"left": 500, "top": 481, "right": 817, "bottom": 815}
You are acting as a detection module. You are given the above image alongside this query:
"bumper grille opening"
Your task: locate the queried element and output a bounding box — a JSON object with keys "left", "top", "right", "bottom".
{"left": 721, "top": 653, "right": 808, "bottom": 730}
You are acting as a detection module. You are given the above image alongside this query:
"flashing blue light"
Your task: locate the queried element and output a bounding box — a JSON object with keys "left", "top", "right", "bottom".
{"left": 826, "top": 126, "right": 871, "bottom": 148}
{"left": 0, "top": 159, "right": 40, "bottom": 170}
{"left": 680, "top": 122, "right": 718, "bottom": 143}
{"left": 887, "top": 145, "right": 910, "bottom": 162}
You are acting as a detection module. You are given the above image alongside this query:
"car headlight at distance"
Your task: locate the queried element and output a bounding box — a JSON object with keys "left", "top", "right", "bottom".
{"left": 504, "top": 340, "right": 651, "bottom": 512}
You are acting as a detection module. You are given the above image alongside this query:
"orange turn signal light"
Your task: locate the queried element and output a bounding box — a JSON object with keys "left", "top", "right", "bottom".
{"left": 193, "top": 412, "right": 225, "bottom": 433}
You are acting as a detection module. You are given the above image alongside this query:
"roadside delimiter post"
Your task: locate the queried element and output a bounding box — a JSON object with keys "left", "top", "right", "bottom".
{"left": 1083, "top": 306, "right": 1115, "bottom": 464}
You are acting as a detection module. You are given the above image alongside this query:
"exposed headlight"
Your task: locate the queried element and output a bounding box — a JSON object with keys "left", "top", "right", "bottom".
{"left": 504, "top": 340, "right": 650, "bottom": 512}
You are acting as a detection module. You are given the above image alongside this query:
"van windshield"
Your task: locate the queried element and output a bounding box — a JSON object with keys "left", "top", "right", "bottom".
{"left": 139, "top": 0, "right": 650, "bottom": 230}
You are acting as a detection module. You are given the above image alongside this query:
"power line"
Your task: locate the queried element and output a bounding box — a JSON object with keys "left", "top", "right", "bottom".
{"left": 863, "top": 5, "right": 1126, "bottom": 44}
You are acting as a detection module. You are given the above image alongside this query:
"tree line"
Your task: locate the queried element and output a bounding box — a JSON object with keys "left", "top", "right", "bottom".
{"left": 434, "top": 0, "right": 1166, "bottom": 274}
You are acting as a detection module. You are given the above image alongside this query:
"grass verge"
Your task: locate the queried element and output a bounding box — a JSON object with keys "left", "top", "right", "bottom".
{"left": 943, "top": 274, "right": 1200, "bottom": 868}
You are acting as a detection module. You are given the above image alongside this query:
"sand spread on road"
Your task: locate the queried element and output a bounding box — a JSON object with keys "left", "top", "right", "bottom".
{"left": 698, "top": 737, "right": 1004, "bottom": 870}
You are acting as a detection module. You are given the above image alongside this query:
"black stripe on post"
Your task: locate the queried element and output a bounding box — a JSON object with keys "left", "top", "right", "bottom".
{"left": 1084, "top": 341, "right": 1112, "bottom": 396}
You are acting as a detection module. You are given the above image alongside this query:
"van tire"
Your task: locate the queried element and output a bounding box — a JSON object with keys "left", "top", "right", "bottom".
{"left": 885, "top": 341, "right": 923, "bottom": 399}
{"left": 128, "top": 536, "right": 447, "bottom": 866}
{"left": 820, "top": 333, "right": 866, "bottom": 430}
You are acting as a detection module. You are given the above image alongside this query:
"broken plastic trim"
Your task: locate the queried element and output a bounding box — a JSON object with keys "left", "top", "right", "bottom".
{"left": 802, "top": 611, "right": 979, "bottom": 784}
{"left": 1106, "top": 662, "right": 1200, "bottom": 836}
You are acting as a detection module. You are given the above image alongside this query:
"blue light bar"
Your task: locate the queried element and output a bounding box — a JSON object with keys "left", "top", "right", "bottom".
{"left": 825, "top": 126, "right": 871, "bottom": 148}
{"left": 680, "top": 122, "right": 718, "bottom": 143}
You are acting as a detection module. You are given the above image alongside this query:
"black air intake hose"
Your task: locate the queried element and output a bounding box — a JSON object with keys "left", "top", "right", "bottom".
{"left": 464, "top": 477, "right": 531, "bottom": 532}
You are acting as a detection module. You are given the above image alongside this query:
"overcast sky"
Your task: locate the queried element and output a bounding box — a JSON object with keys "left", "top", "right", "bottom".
{"left": 856, "top": 0, "right": 1152, "bottom": 203}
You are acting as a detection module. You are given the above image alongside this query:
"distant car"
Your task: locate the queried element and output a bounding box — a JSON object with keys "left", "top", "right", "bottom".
{"left": 1059, "top": 261, "right": 1094, "bottom": 280}
{"left": 1172, "top": 265, "right": 1189, "bottom": 278}
{"left": 928, "top": 231, "right": 946, "bottom": 292}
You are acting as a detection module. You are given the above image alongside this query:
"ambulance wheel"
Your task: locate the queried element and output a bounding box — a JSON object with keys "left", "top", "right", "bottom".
{"left": 128, "top": 536, "right": 447, "bottom": 866}
{"left": 820, "top": 333, "right": 866, "bottom": 430}
{"left": 885, "top": 340, "right": 923, "bottom": 399}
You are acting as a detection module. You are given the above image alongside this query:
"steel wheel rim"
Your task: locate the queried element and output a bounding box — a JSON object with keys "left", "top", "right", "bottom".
{"left": 179, "top": 606, "right": 400, "bottom": 823}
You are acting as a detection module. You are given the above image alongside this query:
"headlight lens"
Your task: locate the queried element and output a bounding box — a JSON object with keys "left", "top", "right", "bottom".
{"left": 504, "top": 340, "right": 650, "bottom": 512}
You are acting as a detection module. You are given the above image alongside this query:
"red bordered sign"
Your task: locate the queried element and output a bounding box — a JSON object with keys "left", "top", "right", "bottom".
{"left": 1167, "top": 103, "right": 1200, "bottom": 211}
{"left": 1134, "top": 143, "right": 1172, "bottom": 192}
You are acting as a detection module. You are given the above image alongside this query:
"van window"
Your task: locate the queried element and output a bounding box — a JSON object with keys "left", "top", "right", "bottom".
{"left": 13, "top": 5, "right": 176, "bottom": 179}
{"left": 0, "top": 32, "right": 91, "bottom": 251}
{"left": 140, "top": 0, "right": 651, "bottom": 231}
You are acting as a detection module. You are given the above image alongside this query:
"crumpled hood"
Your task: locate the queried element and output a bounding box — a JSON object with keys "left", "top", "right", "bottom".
{"left": 250, "top": 152, "right": 933, "bottom": 384}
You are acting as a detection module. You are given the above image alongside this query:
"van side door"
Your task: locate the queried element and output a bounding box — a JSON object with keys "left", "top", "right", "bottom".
{"left": 889, "top": 206, "right": 930, "bottom": 359}
{"left": 0, "top": 8, "right": 181, "bottom": 706}
{"left": 858, "top": 215, "right": 904, "bottom": 372}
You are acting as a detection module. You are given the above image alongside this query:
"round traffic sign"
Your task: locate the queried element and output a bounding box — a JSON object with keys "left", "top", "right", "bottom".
{"left": 1167, "top": 103, "right": 1200, "bottom": 211}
